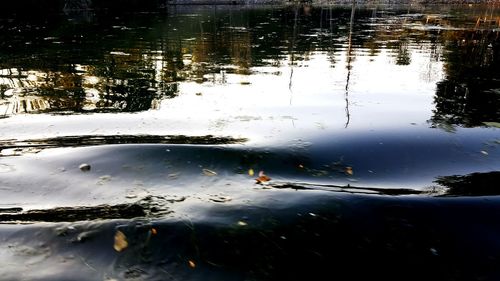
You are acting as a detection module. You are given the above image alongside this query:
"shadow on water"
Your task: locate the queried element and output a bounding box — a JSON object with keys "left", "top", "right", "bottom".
{"left": 268, "top": 181, "right": 428, "bottom": 195}
{"left": 0, "top": 134, "right": 247, "bottom": 152}
{"left": 3, "top": 193, "right": 500, "bottom": 280}
{"left": 0, "top": 195, "right": 183, "bottom": 222}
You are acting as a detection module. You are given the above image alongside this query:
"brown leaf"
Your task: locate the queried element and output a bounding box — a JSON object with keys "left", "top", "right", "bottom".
{"left": 113, "top": 230, "right": 128, "bottom": 252}
{"left": 345, "top": 167, "right": 353, "bottom": 176}
{"left": 188, "top": 260, "right": 196, "bottom": 268}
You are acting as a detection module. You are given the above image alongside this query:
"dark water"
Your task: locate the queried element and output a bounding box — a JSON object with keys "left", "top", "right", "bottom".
{"left": 0, "top": 3, "right": 500, "bottom": 280}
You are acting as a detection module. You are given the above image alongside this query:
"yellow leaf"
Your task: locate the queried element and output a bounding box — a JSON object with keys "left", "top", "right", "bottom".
{"left": 248, "top": 169, "right": 254, "bottom": 176}
{"left": 113, "top": 230, "right": 128, "bottom": 252}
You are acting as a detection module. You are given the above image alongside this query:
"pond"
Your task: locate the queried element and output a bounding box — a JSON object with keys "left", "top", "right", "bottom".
{"left": 0, "top": 3, "right": 499, "bottom": 280}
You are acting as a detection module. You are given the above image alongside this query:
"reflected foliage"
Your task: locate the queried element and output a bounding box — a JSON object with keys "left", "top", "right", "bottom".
{"left": 435, "top": 171, "right": 500, "bottom": 196}
{"left": 431, "top": 30, "right": 500, "bottom": 127}
{"left": 0, "top": 6, "right": 422, "bottom": 115}
{"left": 0, "top": 5, "right": 499, "bottom": 124}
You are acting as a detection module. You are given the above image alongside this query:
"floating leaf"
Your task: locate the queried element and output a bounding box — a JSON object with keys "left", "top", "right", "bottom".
{"left": 345, "top": 167, "right": 353, "bottom": 176}
{"left": 202, "top": 169, "right": 217, "bottom": 176}
{"left": 248, "top": 169, "right": 254, "bottom": 176}
{"left": 151, "top": 228, "right": 157, "bottom": 235}
{"left": 113, "top": 230, "right": 128, "bottom": 252}
{"left": 255, "top": 171, "right": 271, "bottom": 184}
{"left": 188, "top": 260, "right": 196, "bottom": 268}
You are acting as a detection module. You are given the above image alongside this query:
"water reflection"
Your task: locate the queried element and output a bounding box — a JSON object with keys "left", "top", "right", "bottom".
{"left": 435, "top": 171, "right": 500, "bottom": 196}
{"left": 0, "top": 5, "right": 499, "bottom": 128}
{"left": 431, "top": 28, "right": 500, "bottom": 128}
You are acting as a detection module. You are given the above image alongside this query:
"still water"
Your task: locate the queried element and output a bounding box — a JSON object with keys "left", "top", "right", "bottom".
{"left": 0, "top": 3, "right": 500, "bottom": 280}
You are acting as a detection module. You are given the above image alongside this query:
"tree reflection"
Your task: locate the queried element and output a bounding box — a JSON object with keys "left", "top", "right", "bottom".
{"left": 0, "top": 4, "right": 499, "bottom": 124}
{"left": 430, "top": 29, "right": 500, "bottom": 128}
{"left": 435, "top": 171, "right": 500, "bottom": 196}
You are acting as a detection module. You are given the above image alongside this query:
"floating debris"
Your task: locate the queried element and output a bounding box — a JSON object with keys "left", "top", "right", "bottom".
{"left": 79, "top": 163, "right": 91, "bottom": 172}
{"left": 237, "top": 221, "right": 248, "bottom": 226}
{"left": 151, "top": 228, "right": 157, "bottom": 235}
{"left": 430, "top": 247, "right": 439, "bottom": 256}
{"left": 202, "top": 169, "right": 217, "bottom": 176}
{"left": 480, "top": 150, "right": 489, "bottom": 156}
{"left": 113, "top": 230, "right": 128, "bottom": 252}
{"left": 248, "top": 168, "right": 255, "bottom": 176}
{"left": 188, "top": 260, "right": 196, "bottom": 268}
{"left": 345, "top": 167, "right": 353, "bottom": 176}
{"left": 255, "top": 171, "right": 271, "bottom": 184}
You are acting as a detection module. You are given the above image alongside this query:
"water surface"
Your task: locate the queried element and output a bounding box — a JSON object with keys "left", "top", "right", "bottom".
{"left": 0, "top": 3, "right": 500, "bottom": 280}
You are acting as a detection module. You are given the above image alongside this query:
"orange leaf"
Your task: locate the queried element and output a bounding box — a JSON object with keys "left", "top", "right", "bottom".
{"left": 255, "top": 171, "right": 271, "bottom": 183}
